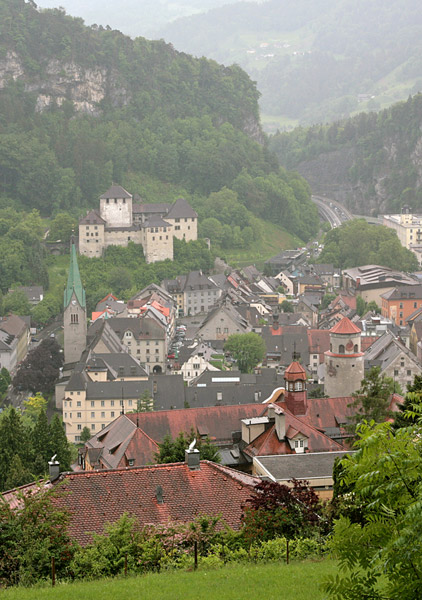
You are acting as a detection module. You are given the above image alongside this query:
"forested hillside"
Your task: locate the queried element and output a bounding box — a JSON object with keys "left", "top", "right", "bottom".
{"left": 0, "top": 0, "right": 317, "bottom": 243}
{"left": 270, "top": 94, "right": 422, "bottom": 216}
{"left": 158, "top": 0, "right": 422, "bottom": 126}
{"left": 0, "top": 0, "right": 318, "bottom": 306}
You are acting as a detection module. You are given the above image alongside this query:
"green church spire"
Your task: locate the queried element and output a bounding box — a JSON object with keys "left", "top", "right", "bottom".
{"left": 64, "top": 241, "right": 86, "bottom": 309}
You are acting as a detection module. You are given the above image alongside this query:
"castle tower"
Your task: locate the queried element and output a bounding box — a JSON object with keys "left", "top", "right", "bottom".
{"left": 324, "top": 317, "right": 364, "bottom": 398}
{"left": 99, "top": 184, "right": 133, "bottom": 227}
{"left": 64, "top": 241, "right": 87, "bottom": 364}
{"left": 284, "top": 355, "right": 308, "bottom": 416}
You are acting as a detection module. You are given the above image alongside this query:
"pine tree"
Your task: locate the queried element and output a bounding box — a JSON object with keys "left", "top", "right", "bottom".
{"left": 0, "top": 407, "right": 31, "bottom": 492}
{"left": 49, "top": 415, "right": 72, "bottom": 471}
{"left": 31, "top": 410, "right": 51, "bottom": 475}
{"left": 4, "top": 454, "right": 33, "bottom": 491}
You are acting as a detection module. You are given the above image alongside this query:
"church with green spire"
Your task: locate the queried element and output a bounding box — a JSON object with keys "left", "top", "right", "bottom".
{"left": 64, "top": 241, "right": 87, "bottom": 364}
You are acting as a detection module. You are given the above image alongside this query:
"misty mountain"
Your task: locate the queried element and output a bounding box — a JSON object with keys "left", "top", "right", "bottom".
{"left": 270, "top": 94, "right": 422, "bottom": 216}
{"left": 156, "top": 0, "right": 422, "bottom": 127}
{"left": 36, "top": 0, "right": 250, "bottom": 38}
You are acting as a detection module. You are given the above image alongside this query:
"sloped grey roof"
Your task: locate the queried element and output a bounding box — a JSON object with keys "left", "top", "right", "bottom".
{"left": 132, "top": 203, "right": 171, "bottom": 214}
{"left": 255, "top": 451, "right": 354, "bottom": 481}
{"left": 100, "top": 185, "right": 132, "bottom": 199}
{"left": 141, "top": 216, "right": 172, "bottom": 228}
{"left": 166, "top": 197, "right": 198, "bottom": 219}
{"left": 79, "top": 210, "right": 106, "bottom": 225}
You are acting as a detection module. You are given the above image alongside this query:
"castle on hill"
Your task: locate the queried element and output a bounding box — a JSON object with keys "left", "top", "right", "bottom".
{"left": 78, "top": 185, "right": 198, "bottom": 263}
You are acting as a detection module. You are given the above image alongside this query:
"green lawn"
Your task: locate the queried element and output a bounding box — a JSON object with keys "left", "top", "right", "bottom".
{"left": 1, "top": 560, "right": 336, "bottom": 600}
{"left": 223, "top": 220, "right": 302, "bottom": 270}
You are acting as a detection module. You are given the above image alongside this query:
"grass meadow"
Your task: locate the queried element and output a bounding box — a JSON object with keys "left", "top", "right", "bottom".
{"left": 1, "top": 559, "right": 336, "bottom": 600}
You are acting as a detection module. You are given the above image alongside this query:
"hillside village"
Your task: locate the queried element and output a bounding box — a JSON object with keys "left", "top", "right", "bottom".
{"left": 4, "top": 196, "right": 422, "bottom": 501}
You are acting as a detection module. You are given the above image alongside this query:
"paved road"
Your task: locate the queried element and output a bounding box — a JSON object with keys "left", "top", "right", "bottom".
{"left": 311, "top": 195, "right": 353, "bottom": 228}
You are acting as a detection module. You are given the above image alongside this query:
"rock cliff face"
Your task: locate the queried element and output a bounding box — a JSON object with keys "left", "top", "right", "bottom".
{"left": 294, "top": 131, "right": 422, "bottom": 215}
{"left": 0, "top": 51, "right": 130, "bottom": 115}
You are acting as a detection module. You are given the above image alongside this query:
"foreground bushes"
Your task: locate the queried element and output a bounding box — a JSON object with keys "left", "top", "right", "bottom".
{"left": 68, "top": 514, "right": 325, "bottom": 581}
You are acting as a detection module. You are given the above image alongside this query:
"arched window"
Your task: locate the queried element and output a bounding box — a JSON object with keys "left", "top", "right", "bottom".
{"left": 339, "top": 344, "right": 345, "bottom": 354}
{"left": 354, "top": 344, "right": 358, "bottom": 353}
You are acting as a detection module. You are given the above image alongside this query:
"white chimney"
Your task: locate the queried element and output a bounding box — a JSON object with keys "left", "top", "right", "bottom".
{"left": 274, "top": 407, "right": 286, "bottom": 440}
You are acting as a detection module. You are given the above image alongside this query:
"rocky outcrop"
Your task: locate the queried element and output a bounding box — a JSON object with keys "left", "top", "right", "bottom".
{"left": 0, "top": 52, "right": 131, "bottom": 116}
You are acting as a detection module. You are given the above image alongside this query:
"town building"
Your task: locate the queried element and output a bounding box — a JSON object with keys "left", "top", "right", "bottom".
{"left": 324, "top": 317, "right": 365, "bottom": 398}
{"left": 364, "top": 330, "right": 421, "bottom": 391}
{"left": 0, "top": 314, "right": 29, "bottom": 372}
{"left": 383, "top": 205, "right": 422, "bottom": 262}
{"left": 342, "top": 265, "right": 418, "bottom": 306}
{"left": 380, "top": 284, "right": 422, "bottom": 326}
{"left": 162, "top": 271, "right": 222, "bottom": 316}
{"left": 78, "top": 185, "right": 198, "bottom": 263}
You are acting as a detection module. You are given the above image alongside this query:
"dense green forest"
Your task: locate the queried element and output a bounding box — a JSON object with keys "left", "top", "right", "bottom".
{"left": 270, "top": 94, "right": 422, "bottom": 215}
{"left": 158, "top": 0, "right": 422, "bottom": 125}
{"left": 0, "top": 0, "right": 317, "bottom": 245}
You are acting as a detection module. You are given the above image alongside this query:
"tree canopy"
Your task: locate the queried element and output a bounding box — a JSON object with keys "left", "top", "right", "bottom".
{"left": 154, "top": 429, "right": 220, "bottom": 464}
{"left": 224, "top": 332, "right": 266, "bottom": 374}
{"left": 324, "top": 419, "right": 422, "bottom": 599}
{"left": 318, "top": 219, "right": 418, "bottom": 271}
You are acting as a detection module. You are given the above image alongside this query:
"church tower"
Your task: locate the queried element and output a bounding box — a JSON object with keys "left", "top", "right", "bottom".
{"left": 64, "top": 241, "right": 87, "bottom": 364}
{"left": 324, "top": 317, "right": 364, "bottom": 398}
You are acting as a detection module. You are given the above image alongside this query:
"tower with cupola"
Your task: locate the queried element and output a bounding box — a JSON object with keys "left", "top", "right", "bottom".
{"left": 284, "top": 354, "right": 308, "bottom": 416}
{"left": 324, "top": 317, "right": 364, "bottom": 397}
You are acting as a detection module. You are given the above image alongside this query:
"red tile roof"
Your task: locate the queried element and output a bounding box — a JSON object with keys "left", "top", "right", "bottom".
{"left": 51, "top": 462, "right": 258, "bottom": 545}
{"left": 284, "top": 361, "right": 306, "bottom": 381}
{"left": 330, "top": 317, "right": 361, "bottom": 335}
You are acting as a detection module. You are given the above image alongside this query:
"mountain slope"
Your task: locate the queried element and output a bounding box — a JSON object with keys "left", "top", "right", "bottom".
{"left": 0, "top": 0, "right": 318, "bottom": 242}
{"left": 157, "top": 0, "right": 422, "bottom": 126}
{"left": 269, "top": 94, "right": 422, "bottom": 215}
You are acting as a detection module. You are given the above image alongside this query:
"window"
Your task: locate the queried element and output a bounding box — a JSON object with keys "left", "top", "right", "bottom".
{"left": 101, "top": 412, "right": 105, "bottom": 418}
{"left": 77, "top": 425, "right": 81, "bottom": 431}
{"left": 91, "top": 401, "right": 95, "bottom": 407}
{"left": 354, "top": 344, "right": 358, "bottom": 353}
{"left": 91, "top": 412, "right": 95, "bottom": 418}
{"left": 101, "top": 400, "right": 105, "bottom": 407}
{"left": 394, "top": 369, "right": 399, "bottom": 376}
{"left": 407, "top": 370, "right": 411, "bottom": 376}
{"left": 415, "top": 302, "right": 418, "bottom": 308}
{"left": 128, "top": 459, "right": 134, "bottom": 466}
{"left": 128, "top": 400, "right": 133, "bottom": 407}
{"left": 111, "top": 411, "right": 115, "bottom": 418}
{"left": 91, "top": 424, "right": 95, "bottom": 430}
{"left": 155, "top": 348, "right": 159, "bottom": 353}
{"left": 193, "top": 363, "right": 200, "bottom": 369}
{"left": 216, "top": 327, "right": 221, "bottom": 334}
{"left": 339, "top": 344, "right": 345, "bottom": 354}
{"left": 217, "top": 392, "right": 223, "bottom": 401}
{"left": 77, "top": 412, "right": 81, "bottom": 418}
{"left": 175, "top": 225, "right": 180, "bottom": 230}
{"left": 71, "top": 313, "right": 79, "bottom": 324}
{"left": 75, "top": 436, "right": 81, "bottom": 442}
{"left": 111, "top": 400, "right": 114, "bottom": 406}
{"left": 294, "top": 381, "right": 303, "bottom": 391}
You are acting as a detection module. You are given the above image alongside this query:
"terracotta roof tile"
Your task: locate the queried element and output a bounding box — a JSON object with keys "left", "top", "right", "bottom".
{"left": 330, "top": 317, "right": 361, "bottom": 335}
{"left": 50, "top": 462, "right": 258, "bottom": 545}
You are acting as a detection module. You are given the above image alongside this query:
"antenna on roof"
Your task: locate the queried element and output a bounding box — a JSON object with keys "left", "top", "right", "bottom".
{"left": 292, "top": 342, "right": 300, "bottom": 362}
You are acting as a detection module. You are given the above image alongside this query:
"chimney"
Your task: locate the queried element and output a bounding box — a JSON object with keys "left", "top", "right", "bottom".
{"left": 48, "top": 455, "right": 60, "bottom": 481}
{"left": 274, "top": 407, "right": 286, "bottom": 440}
{"left": 185, "top": 439, "right": 200, "bottom": 470}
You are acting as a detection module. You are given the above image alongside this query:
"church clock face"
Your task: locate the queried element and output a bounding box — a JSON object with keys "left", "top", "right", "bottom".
{"left": 72, "top": 300, "right": 76, "bottom": 305}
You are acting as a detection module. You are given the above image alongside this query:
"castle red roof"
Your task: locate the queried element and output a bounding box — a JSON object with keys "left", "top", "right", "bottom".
{"left": 330, "top": 317, "right": 361, "bottom": 335}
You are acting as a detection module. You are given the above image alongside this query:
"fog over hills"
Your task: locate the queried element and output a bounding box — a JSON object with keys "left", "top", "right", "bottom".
{"left": 36, "top": 0, "right": 252, "bottom": 37}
